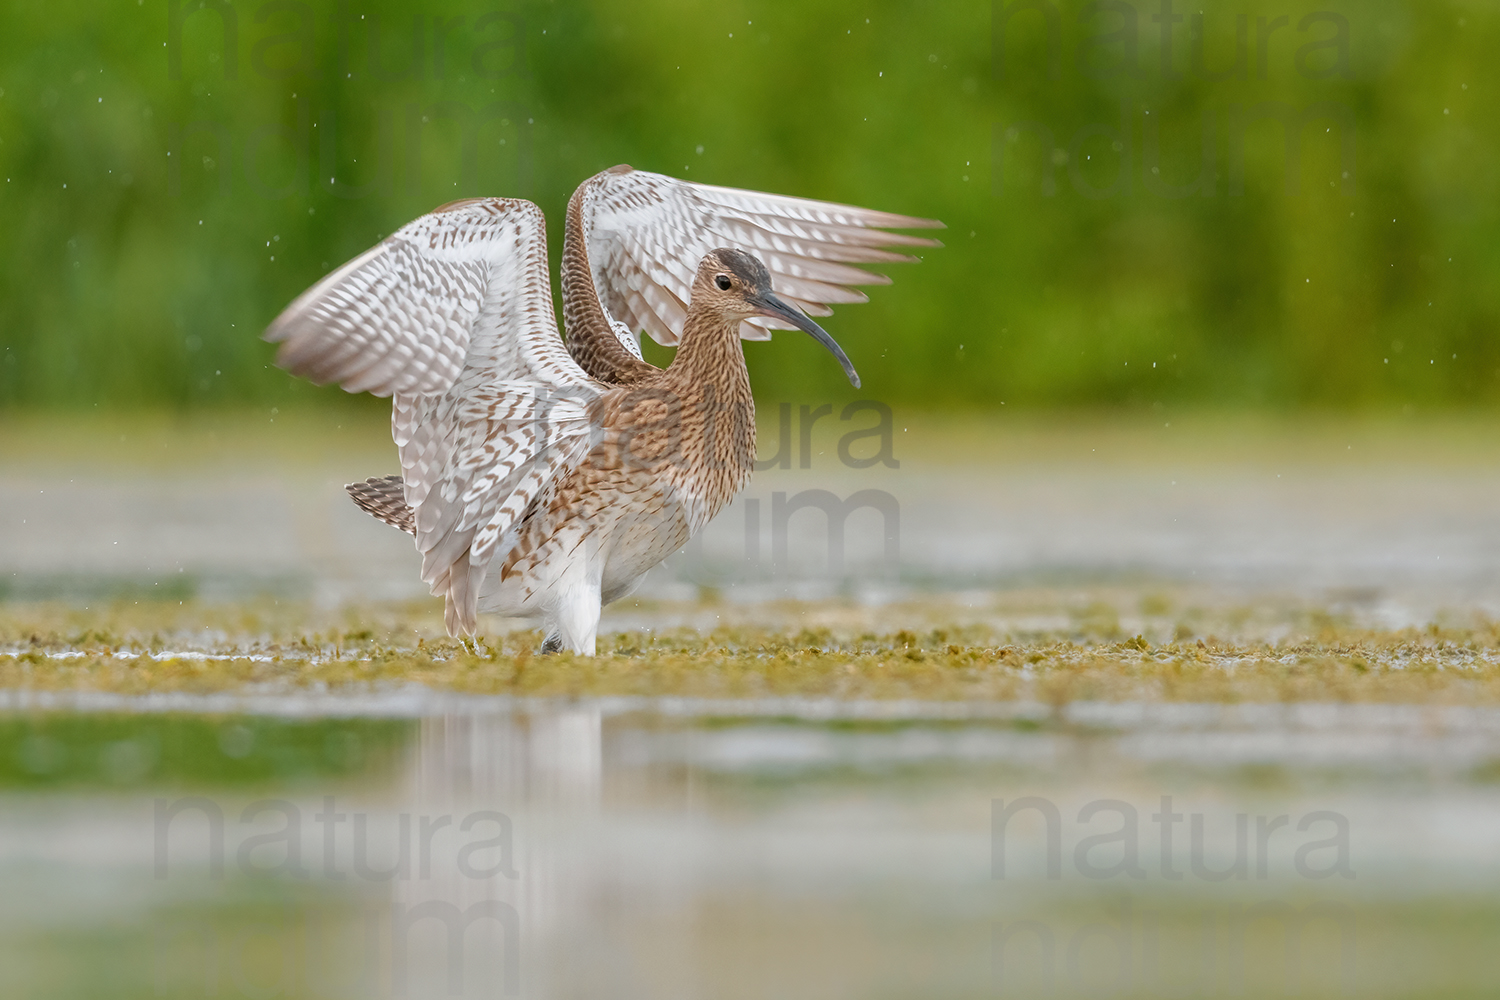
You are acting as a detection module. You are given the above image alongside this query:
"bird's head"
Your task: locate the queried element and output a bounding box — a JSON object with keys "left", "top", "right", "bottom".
{"left": 692, "top": 248, "right": 860, "bottom": 389}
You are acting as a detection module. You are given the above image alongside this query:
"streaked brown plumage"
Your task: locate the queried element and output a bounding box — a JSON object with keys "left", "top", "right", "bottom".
{"left": 265, "top": 166, "right": 940, "bottom": 652}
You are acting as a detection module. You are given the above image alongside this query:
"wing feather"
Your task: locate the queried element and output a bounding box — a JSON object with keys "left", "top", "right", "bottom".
{"left": 574, "top": 167, "right": 941, "bottom": 348}
{"left": 264, "top": 198, "right": 603, "bottom": 635}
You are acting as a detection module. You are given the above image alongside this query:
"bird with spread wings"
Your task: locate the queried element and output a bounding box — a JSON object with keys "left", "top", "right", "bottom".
{"left": 266, "top": 165, "right": 941, "bottom": 652}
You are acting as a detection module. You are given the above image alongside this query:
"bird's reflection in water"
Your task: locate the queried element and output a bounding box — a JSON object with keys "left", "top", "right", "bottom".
{"left": 396, "top": 709, "right": 602, "bottom": 999}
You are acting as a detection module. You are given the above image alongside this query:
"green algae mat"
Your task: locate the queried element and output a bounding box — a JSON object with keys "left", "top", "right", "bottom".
{"left": 6, "top": 593, "right": 1499, "bottom": 705}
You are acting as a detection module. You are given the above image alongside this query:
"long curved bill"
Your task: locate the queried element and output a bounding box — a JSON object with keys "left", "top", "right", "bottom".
{"left": 749, "top": 291, "right": 862, "bottom": 389}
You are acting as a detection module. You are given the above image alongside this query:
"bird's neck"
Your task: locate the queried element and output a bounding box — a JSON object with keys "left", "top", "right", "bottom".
{"left": 666, "top": 309, "right": 751, "bottom": 400}
{"left": 658, "top": 308, "right": 756, "bottom": 486}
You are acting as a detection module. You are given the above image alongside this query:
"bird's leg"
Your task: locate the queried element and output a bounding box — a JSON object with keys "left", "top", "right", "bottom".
{"left": 544, "top": 536, "right": 604, "bottom": 656}
{"left": 551, "top": 583, "right": 601, "bottom": 656}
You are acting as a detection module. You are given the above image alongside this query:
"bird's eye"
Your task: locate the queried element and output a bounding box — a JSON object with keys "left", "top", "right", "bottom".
{"left": 714, "top": 274, "right": 732, "bottom": 291}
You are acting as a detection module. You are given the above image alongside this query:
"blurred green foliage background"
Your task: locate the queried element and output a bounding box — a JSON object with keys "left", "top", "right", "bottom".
{"left": 0, "top": 0, "right": 1494, "bottom": 412}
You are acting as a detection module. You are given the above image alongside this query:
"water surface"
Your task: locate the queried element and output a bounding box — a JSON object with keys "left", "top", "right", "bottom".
{"left": 3, "top": 698, "right": 1498, "bottom": 999}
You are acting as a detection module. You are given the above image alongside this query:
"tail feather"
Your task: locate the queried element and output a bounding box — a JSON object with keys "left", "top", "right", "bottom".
{"left": 347, "top": 474, "right": 485, "bottom": 636}
{"left": 346, "top": 475, "right": 416, "bottom": 534}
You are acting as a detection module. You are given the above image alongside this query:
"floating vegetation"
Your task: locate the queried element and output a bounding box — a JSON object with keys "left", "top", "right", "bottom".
{"left": 3, "top": 595, "right": 1499, "bottom": 704}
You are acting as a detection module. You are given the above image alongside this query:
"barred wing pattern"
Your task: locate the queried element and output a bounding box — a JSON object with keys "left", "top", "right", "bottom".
{"left": 347, "top": 475, "right": 415, "bottom": 534}
{"left": 577, "top": 168, "right": 944, "bottom": 345}
{"left": 266, "top": 198, "right": 603, "bottom": 634}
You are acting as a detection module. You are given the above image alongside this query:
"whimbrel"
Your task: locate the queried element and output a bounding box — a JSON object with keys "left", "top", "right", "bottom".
{"left": 266, "top": 166, "right": 941, "bottom": 653}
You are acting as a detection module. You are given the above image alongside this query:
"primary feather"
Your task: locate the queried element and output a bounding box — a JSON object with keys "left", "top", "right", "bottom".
{"left": 571, "top": 166, "right": 943, "bottom": 349}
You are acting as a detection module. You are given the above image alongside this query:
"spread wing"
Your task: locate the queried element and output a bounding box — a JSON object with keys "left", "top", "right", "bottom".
{"left": 574, "top": 166, "right": 944, "bottom": 346}
{"left": 265, "top": 198, "right": 604, "bottom": 635}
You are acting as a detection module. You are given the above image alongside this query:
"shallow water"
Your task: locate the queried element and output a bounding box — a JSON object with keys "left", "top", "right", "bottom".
{"left": 7, "top": 415, "right": 1500, "bottom": 997}
{"left": 3, "top": 698, "right": 1499, "bottom": 999}
{"left": 7, "top": 413, "right": 1500, "bottom": 626}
